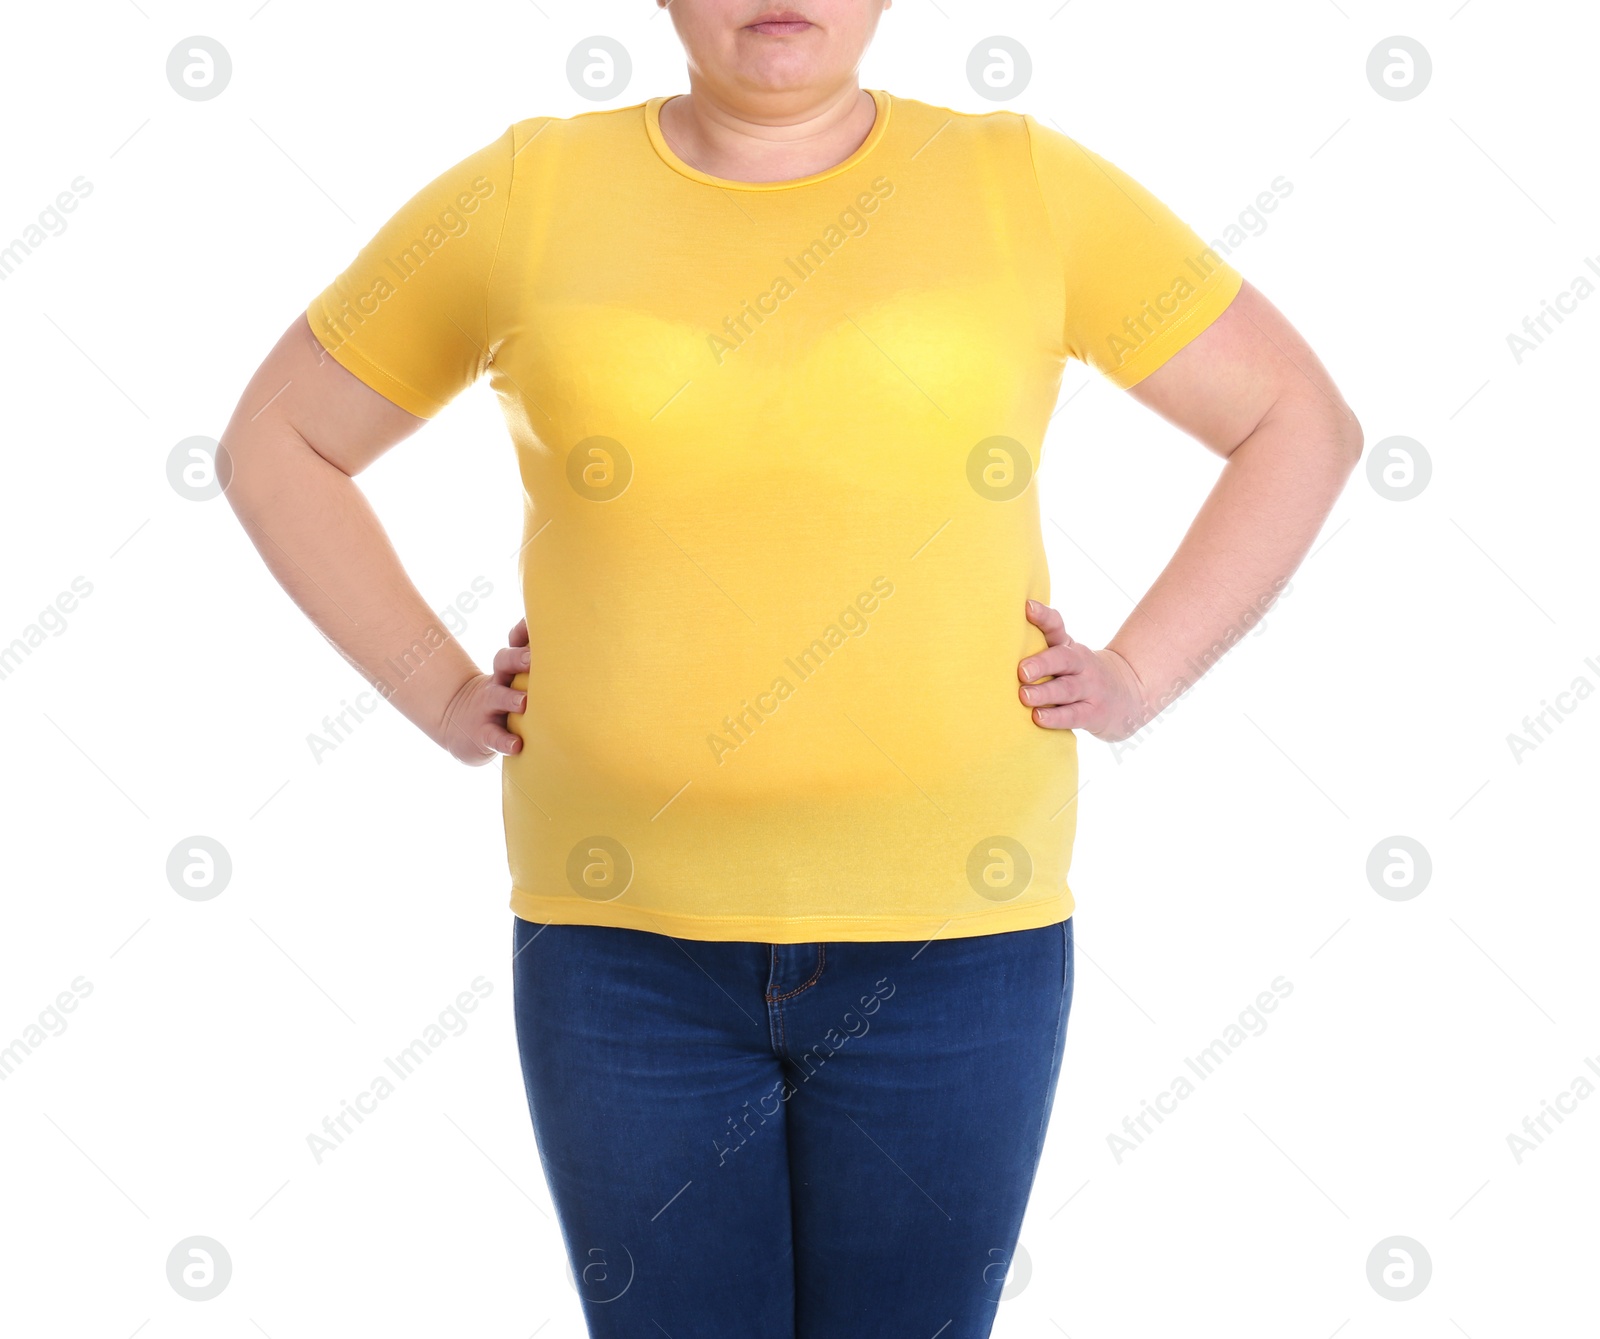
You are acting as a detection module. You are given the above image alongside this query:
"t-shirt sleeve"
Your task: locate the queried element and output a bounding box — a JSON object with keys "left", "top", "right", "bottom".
{"left": 306, "top": 126, "right": 515, "bottom": 418}
{"left": 1024, "top": 116, "right": 1243, "bottom": 390}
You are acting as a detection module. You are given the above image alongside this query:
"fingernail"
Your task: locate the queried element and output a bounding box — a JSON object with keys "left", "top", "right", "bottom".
{"left": 1020, "top": 661, "right": 1035, "bottom": 679}
{"left": 1026, "top": 599, "right": 1039, "bottom": 612}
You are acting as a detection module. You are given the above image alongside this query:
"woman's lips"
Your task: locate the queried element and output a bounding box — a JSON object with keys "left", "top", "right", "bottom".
{"left": 746, "top": 19, "right": 813, "bottom": 35}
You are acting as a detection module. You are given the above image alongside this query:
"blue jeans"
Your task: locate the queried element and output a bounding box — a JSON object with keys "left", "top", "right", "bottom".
{"left": 511, "top": 915, "right": 1074, "bottom": 1338}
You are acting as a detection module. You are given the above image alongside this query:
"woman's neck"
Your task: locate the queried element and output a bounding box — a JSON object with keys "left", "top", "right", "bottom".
{"left": 656, "top": 82, "right": 877, "bottom": 183}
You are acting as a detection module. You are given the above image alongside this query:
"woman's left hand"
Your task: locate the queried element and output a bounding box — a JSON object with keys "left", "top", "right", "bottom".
{"left": 1017, "top": 599, "right": 1149, "bottom": 743}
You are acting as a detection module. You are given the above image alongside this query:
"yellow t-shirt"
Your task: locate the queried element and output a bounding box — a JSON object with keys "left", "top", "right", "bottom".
{"left": 308, "top": 90, "right": 1242, "bottom": 943}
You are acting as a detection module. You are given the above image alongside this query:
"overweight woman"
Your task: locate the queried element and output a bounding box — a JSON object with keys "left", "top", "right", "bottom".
{"left": 221, "top": 2, "right": 1360, "bottom": 1334}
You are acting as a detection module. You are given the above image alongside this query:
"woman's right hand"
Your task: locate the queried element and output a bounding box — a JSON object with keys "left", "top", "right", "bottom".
{"left": 435, "top": 618, "right": 530, "bottom": 765}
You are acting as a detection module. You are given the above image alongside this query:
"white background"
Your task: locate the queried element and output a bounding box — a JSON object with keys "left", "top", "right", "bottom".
{"left": 1, "top": 1, "right": 1595, "bottom": 1335}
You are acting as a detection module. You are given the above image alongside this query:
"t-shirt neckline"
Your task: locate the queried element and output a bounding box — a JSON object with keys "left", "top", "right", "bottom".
{"left": 643, "top": 89, "right": 891, "bottom": 192}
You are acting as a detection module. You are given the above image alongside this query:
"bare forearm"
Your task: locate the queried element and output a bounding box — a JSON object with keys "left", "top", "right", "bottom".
{"left": 221, "top": 418, "right": 478, "bottom": 747}
{"left": 1106, "top": 402, "right": 1359, "bottom": 731}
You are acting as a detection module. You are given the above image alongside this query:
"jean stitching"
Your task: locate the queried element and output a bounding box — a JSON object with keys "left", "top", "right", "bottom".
{"left": 1031, "top": 920, "right": 1071, "bottom": 1164}
{"left": 767, "top": 943, "right": 826, "bottom": 1002}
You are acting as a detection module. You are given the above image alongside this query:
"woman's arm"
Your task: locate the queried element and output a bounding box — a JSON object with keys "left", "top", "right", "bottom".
{"left": 220, "top": 314, "right": 524, "bottom": 763}
{"left": 1019, "top": 280, "right": 1363, "bottom": 739}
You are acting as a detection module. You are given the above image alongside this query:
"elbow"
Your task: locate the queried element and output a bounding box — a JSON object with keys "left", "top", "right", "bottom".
{"left": 1342, "top": 414, "right": 1365, "bottom": 472}
{"left": 1330, "top": 399, "right": 1364, "bottom": 474}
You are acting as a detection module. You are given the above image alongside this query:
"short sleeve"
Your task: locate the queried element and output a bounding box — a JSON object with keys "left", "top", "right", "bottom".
{"left": 306, "top": 126, "right": 515, "bottom": 418}
{"left": 1024, "top": 116, "right": 1243, "bottom": 390}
